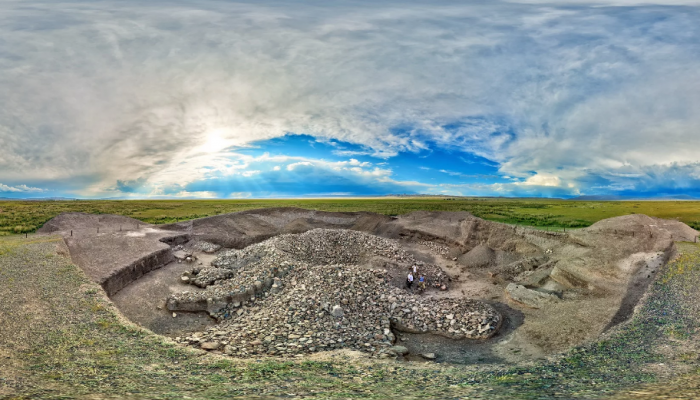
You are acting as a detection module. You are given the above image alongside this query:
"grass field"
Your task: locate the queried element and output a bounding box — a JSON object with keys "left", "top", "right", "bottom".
{"left": 1, "top": 234, "right": 698, "bottom": 399}
{"left": 2, "top": 198, "right": 700, "bottom": 236}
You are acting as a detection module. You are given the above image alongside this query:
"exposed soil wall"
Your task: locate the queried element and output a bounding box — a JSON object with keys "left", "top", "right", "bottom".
{"left": 101, "top": 247, "right": 174, "bottom": 296}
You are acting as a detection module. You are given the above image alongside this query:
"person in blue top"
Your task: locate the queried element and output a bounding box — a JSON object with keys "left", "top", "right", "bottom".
{"left": 418, "top": 274, "right": 426, "bottom": 291}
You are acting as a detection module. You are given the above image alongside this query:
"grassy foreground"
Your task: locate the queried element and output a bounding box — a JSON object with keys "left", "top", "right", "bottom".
{"left": 3, "top": 198, "right": 700, "bottom": 235}
{"left": 1, "top": 235, "right": 699, "bottom": 399}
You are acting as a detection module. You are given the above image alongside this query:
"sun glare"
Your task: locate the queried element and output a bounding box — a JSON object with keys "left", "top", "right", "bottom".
{"left": 199, "top": 129, "right": 231, "bottom": 154}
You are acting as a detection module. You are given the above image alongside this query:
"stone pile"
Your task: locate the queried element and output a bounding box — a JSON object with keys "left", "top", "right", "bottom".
{"left": 174, "top": 263, "right": 501, "bottom": 357}
{"left": 192, "top": 241, "right": 222, "bottom": 253}
{"left": 419, "top": 240, "right": 450, "bottom": 256}
{"left": 168, "top": 229, "right": 501, "bottom": 358}
{"left": 173, "top": 229, "right": 451, "bottom": 306}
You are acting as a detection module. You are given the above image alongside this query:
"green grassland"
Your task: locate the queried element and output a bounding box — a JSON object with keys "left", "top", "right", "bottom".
{"left": 2, "top": 198, "right": 700, "bottom": 236}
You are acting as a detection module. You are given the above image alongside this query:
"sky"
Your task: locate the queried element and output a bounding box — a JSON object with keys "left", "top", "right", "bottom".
{"left": 2, "top": 0, "right": 700, "bottom": 199}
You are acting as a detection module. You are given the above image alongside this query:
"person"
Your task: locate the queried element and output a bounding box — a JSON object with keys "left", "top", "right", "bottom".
{"left": 412, "top": 265, "right": 418, "bottom": 277}
{"left": 406, "top": 271, "right": 414, "bottom": 289}
{"left": 418, "top": 274, "right": 426, "bottom": 291}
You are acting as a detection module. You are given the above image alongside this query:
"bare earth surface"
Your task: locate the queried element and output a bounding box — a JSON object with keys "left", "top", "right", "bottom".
{"left": 38, "top": 208, "right": 698, "bottom": 364}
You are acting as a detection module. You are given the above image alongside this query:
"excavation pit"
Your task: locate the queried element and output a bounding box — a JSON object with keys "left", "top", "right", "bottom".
{"left": 39, "top": 208, "right": 698, "bottom": 364}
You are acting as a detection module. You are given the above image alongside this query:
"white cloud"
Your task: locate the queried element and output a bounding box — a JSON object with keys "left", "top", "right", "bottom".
{"left": 241, "top": 170, "right": 261, "bottom": 177}
{"left": 1, "top": 1, "right": 699, "bottom": 197}
{"left": 516, "top": 173, "right": 562, "bottom": 187}
{"left": 287, "top": 162, "right": 314, "bottom": 171}
{"left": 0, "top": 183, "right": 46, "bottom": 193}
{"left": 170, "top": 191, "right": 218, "bottom": 199}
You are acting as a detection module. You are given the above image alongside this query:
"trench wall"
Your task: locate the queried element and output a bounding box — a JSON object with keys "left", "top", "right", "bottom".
{"left": 100, "top": 247, "right": 175, "bottom": 296}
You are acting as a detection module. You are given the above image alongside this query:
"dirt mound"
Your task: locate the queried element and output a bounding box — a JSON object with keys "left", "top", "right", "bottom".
{"left": 587, "top": 214, "right": 698, "bottom": 241}
{"left": 38, "top": 212, "right": 148, "bottom": 234}
{"left": 281, "top": 218, "right": 314, "bottom": 233}
{"left": 159, "top": 207, "right": 380, "bottom": 248}
{"left": 458, "top": 244, "right": 496, "bottom": 268}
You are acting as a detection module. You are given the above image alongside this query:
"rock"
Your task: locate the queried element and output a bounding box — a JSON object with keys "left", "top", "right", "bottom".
{"left": 172, "top": 312, "right": 177, "bottom": 318}
{"left": 421, "top": 352, "right": 436, "bottom": 360}
{"left": 173, "top": 250, "right": 192, "bottom": 261}
{"left": 505, "top": 283, "right": 559, "bottom": 309}
{"left": 550, "top": 266, "right": 590, "bottom": 289}
{"left": 201, "top": 341, "right": 221, "bottom": 350}
{"left": 388, "top": 345, "right": 409, "bottom": 355}
{"left": 331, "top": 305, "right": 344, "bottom": 317}
{"left": 519, "top": 266, "right": 554, "bottom": 287}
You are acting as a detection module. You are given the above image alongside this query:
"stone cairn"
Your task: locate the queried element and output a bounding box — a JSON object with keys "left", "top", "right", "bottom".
{"left": 169, "top": 229, "right": 501, "bottom": 357}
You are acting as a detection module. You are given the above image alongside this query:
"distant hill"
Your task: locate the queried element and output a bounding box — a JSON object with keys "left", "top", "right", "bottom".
{"left": 569, "top": 195, "right": 624, "bottom": 201}
{"left": 0, "top": 197, "right": 77, "bottom": 201}
{"left": 570, "top": 194, "right": 699, "bottom": 201}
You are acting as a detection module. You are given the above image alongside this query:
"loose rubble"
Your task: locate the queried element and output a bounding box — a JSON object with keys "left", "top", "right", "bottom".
{"left": 174, "top": 264, "right": 501, "bottom": 358}
{"left": 419, "top": 240, "right": 450, "bottom": 256}
{"left": 171, "top": 229, "right": 451, "bottom": 309}
{"left": 192, "top": 241, "right": 222, "bottom": 253}
{"left": 168, "top": 229, "right": 501, "bottom": 358}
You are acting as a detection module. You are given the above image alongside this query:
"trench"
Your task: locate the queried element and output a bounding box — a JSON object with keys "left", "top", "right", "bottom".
{"left": 110, "top": 251, "right": 218, "bottom": 336}
{"left": 603, "top": 242, "right": 675, "bottom": 332}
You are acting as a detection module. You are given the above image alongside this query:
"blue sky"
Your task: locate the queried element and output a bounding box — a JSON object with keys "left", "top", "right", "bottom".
{"left": 2, "top": 0, "right": 700, "bottom": 199}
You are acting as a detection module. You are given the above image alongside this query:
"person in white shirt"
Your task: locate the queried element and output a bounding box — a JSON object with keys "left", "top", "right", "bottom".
{"left": 406, "top": 271, "right": 414, "bottom": 289}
